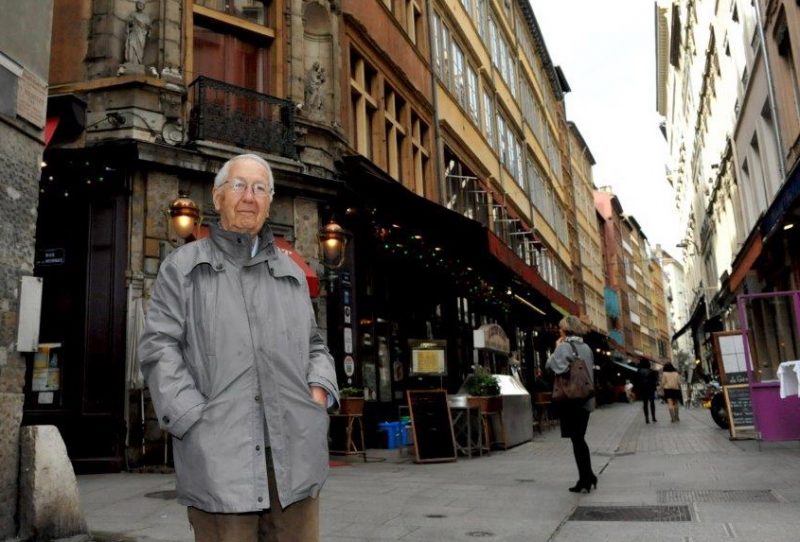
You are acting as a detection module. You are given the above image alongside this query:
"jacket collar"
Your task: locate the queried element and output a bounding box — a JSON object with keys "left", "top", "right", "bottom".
{"left": 208, "top": 221, "right": 276, "bottom": 266}
{"left": 199, "top": 221, "right": 303, "bottom": 284}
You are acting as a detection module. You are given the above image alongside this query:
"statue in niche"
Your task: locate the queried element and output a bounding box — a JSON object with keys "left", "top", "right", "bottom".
{"left": 124, "top": 1, "right": 152, "bottom": 66}
{"left": 304, "top": 62, "right": 326, "bottom": 112}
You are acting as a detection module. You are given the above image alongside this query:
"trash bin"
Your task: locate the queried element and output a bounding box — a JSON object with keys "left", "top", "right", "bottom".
{"left": 377, "top": 421, "right": 403, "bottom": 449}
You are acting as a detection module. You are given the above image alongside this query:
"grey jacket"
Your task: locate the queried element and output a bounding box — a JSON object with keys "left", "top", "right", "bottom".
{"left": 138, "top": 223, "right": 338, "bottom": 513}
{"left": 545, "top": 336, "right": 595, "bottom": 412}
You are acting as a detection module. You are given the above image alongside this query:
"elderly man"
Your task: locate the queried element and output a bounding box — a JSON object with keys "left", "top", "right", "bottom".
{"left": 138, "top": 153, "right": 338, "bottom": 542}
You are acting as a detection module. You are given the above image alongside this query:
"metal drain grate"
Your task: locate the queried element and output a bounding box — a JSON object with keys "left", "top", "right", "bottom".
{"left": 658, "top": 489, "right": 778, "bottom": 503}
{"left": 569, "top": 505, "right": 692, "bottom": 522}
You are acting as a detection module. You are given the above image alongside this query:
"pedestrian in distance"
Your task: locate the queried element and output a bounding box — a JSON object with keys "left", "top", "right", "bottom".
{"left": 546, "top": 315, "right": 598, "bottom": 494}
{"left": 661, "top": 362, "right": 683, "bottom": 422}
{"left": 138, "top": 154, "right": 339, "bottom": 542}
{"left": 635, "top": 358, "right": 658, "bottom": 424}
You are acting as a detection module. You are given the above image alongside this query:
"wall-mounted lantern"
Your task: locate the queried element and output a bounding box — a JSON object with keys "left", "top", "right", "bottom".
{"left": 319, "top": 218, "right": 349, "bottom": 269}
{"left": 168, "top": 191, "right": 200, "bottom": 240}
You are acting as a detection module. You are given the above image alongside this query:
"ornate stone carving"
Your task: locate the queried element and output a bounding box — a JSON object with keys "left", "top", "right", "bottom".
{"left": 304, "top": 61, "right": 326, "bottom": 112}
{"left": 124, "top": 1, "right": 151, "bottom": 66}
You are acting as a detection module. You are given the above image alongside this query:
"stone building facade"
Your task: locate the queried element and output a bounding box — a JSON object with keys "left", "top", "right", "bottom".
{"left": 0, "top": 1, "right": 54, "bottom": 537}
{"left": 36, "top": 0, "right": 345, "bottom": 469}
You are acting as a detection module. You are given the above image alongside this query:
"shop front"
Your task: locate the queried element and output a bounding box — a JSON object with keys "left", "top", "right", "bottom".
{"left": 26, "top": 140, "right": 335, "bottom": 471}
{"left": 734, "top": 291, "right": 800, "bottom": 441}
{"left": 332, "top": 156, "right": 575, "bottom": 447}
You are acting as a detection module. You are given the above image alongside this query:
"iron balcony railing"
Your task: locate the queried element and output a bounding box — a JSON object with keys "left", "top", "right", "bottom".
{"left": 188, "top": 76, "right": 297, "bottom": 159}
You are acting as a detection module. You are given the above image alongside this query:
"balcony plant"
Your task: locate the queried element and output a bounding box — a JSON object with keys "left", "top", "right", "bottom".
{"left": 337, "top": 387, "right": 365, "bottom": 416}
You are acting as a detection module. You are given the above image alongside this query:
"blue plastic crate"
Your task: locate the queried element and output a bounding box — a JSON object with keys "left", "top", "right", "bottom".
{"left": 378, "top": 421, "right": 403, "bottom": 449}
{"left": 401, "top": 424, "right": 412, "bottom": 446}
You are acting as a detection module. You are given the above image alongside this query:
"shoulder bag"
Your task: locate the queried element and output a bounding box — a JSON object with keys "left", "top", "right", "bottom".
{"left": 552, "top": 342, "right": 595, "bottom": 402}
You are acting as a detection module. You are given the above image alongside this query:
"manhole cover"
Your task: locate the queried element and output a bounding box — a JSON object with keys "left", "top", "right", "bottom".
{"left": 144, "top": 489, "right": 177, "bottom": 500}
{"left": 658, "top": 489, "right": 778, "bottom": 503}
{"left": 466, "top": 531, "right": 495, "bottom": 538}
{"left": 569, "top": 505, "right": 692, "bottom": 522}
{"left": 516, "top": 478, "right": 536, "bottom": 483}
{"left": 425, "top": 514, "right": 447, "bottom": 518}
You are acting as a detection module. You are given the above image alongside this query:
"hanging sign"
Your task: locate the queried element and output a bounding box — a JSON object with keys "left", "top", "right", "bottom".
{"left": 473, "top": 324, "right": 510, "bottom": 354}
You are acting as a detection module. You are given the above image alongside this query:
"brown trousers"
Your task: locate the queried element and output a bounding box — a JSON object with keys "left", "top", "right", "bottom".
{"left": 187, "top": 453, "right": 319, "bottom": 542}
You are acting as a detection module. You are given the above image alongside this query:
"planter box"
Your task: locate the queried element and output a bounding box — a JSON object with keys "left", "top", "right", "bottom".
{"left": 338, "top": 397, "right": 365, "bottom": 416}
{"left": 467, "top": 395, "right": 502, "bottom": 413}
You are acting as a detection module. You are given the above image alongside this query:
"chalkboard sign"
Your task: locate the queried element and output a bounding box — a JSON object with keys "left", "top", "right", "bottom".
{"left": 723, "top": 384, "right": 754, "bottom": 439}
{"left": 406, "top": 390, "right": 456, "bottom": 463}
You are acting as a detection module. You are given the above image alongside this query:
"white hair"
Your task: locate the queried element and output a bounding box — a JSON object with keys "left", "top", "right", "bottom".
{"left": 213, "top": 154, "right": 275, "bottom": 196}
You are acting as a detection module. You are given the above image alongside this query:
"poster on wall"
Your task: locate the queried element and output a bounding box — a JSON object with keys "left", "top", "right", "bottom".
{"left": 31, "top": 343, "right": 61, "bottom": 392}
{"left": 343, "top": 327, "right": 353, "bottom": 354}
{"left": 409, "top": 339, "right": 447, "bottom": 375}
{"left": 363, "top": 362, "right": 377, "bottom": 401}
{"left": 377, "top": 338, "right": 392, "bottom": 402}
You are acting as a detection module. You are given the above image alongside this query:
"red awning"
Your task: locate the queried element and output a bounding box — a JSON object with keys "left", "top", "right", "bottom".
{"left": 274, "top": 236, "right": 320, "bottom": 298}
{"left": 486, "top": 231, "right": 579, "bottom": 315}
{"left": 44, "top": 116, "right": 60, "bottom": 147}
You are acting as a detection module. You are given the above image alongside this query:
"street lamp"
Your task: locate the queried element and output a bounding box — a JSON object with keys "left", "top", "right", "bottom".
{"left": 319, "top": 218, "right": 349, "bottom": 269}
{"left": 168, "top": 191, "right": 200, "bottom": 240}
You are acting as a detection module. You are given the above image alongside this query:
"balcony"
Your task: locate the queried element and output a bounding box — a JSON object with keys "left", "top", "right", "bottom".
{"left": 188, "top": 76, "right": 297, "bottom": 159}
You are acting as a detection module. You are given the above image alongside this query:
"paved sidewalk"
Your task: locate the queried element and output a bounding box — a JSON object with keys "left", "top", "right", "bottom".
{"left": 76, "top": 402, "right": 800, "bottom": 541}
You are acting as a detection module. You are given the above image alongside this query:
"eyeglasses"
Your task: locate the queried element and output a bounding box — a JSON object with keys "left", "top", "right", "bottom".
{"left": 222, "top": 178, "right": 271, "bottom": 198}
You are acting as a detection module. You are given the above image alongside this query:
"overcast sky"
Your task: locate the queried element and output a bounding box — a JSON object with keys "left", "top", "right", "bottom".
{"left": 529, "top": 0, "right": 682, "bottom": 253}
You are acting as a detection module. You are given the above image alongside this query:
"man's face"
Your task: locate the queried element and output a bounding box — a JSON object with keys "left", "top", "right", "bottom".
{"left": 213, "top": 159, "right": 272, "bottom": 236}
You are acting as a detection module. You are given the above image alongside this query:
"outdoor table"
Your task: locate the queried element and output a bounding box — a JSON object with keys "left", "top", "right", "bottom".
{"left": 449, "top": 404, "right": 482, "bottom": 458}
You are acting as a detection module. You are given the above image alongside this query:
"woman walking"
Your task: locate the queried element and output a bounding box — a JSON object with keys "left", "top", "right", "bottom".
{"left": 661, "top": 362, "right": 683, "bottom": 422}
{"left": 635, "top": 358, "right": 658, "bottom": 423}
{"left": 546, "top": 315, "right": 597, "bottom": 493}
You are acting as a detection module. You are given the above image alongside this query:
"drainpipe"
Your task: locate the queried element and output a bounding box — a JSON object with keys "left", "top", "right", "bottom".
{"left": 425, "top": 0, "right": 446, "bottom": 204}
{"left": 753, "top": 0, "right": 786, "bottom": 180}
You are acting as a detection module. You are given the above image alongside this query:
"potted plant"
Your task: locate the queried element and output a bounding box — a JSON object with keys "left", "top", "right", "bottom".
{"left": 464, "top": 366, "right": 501, "bottom": 413}
{"left": 337, "top": 387, "right": 365, "bottom": 416}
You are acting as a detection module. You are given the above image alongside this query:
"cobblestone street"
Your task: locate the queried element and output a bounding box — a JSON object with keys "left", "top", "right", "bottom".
{"left": 77, "top": 402, "right": 800, "bottom": 541}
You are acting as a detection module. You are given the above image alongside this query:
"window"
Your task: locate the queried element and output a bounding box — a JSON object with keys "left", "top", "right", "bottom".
{"left": 445, "top": 150, "right": 490, "bottom": 226}
{"left": 195, "top": 0, "right": 270, "bottom": 25}
{"left": 350, "top": 51, "right": 378, "bottom": 158}
{"left": 432, "top": 13, "right": 442, "bottom": 74}
{"left": 528, "top": 156, "right": 545, "bottom": 213}
{"left": 406, "top": 1, "right": 423, "bottom": 46}
{"left": 384, "top": 85, "right": 407, "bottom": 181}
{"left": 483, "top": 91, "right": 495, "bottom": 148}
{"left": 476, "top": 0, "right": 489, "bottom": 39}
{"left": 467, "top": 66, "right": 479, "bottom": 122}
{"left": 411, "top": 113, "right": 430, "bottom": 195}
{"left": 497, "top": 115, "right": 508, "bottom": 165}
{"left": 775, "top": 7, "right": 800, "bottom": 120}
{"left": 488, "top": 16, "right": 516, "bottom": 96}
{"left": 192, "top": 1, "right": 274, "bottom": 93}
{"left": 451, "top": 41, "right": 466, "bottom": 106}
{"left": 492, "top": 204, "right": 511, "bottom": 243}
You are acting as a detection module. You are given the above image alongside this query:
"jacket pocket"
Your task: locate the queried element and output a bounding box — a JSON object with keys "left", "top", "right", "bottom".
{"left": 191, "top": 265, "right": 219, "bottom": 356}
